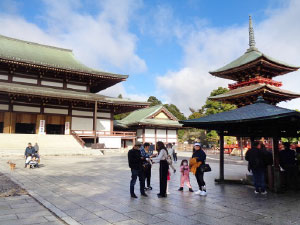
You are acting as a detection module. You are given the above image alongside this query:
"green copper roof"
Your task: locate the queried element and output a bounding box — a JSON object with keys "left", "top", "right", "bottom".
{"left": 210, "top": 49, "right": 299, "bottom": 74}
{"left": 210, "top": 16, "right": 299, "bottom": 74}
{"left": 116, "top": 105, "right": 182, "bottom": 128}
{"left": 0, "top": 35, "right": 127, "bottom": 79}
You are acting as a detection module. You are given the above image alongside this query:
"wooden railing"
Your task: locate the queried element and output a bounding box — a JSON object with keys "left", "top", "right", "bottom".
{"left": 72, "top": 130, "right": 136, "bottom": 137}
{"left": 228, "top": 77, "right": 282, "bottom": 90}
{"left": 71, "top": 130, "right": 85, "bottom": 147}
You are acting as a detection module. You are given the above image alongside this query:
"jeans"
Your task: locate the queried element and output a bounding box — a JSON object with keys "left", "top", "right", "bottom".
{"left": 252, "top": 168, "right": 266, "bottom": 192}
{"left": 130, "top": 169, "right": 145, "bottom": 195}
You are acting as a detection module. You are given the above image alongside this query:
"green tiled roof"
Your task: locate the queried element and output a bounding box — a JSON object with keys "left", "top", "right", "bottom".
{"left": 210, "top": 49, "right": 299, "bottom": 74}
{"left": 0, "top": 35, "right": 127, "bottom": 79}
{"left": 0, "top": 82, "right": 149, "bottom": 106}
{"left": 116, "top": 105, "right": 182, "bottom": 128}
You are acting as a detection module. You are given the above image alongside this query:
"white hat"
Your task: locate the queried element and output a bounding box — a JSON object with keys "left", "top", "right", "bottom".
{"left": 194, "top": 143, "right": 201, "bottom": 147}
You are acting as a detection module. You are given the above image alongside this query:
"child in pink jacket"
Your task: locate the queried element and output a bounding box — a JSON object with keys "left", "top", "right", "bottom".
{"left": 178, "top": 159, "right": 194, "bottom": 192}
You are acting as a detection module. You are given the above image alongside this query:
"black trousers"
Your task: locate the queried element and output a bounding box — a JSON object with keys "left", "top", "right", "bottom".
{"left": 144, "top": 165, "right": 152, "bottom": 187}
{"left": 159, "top": 160, "right": 169, "bottom": 196}
{"left": 130, "top": 169, "right": 145, "bottom": 195}
{"left": 173, "top": 153, "right": 177, "bottom": 162}
{"left": 195, "top": 168, "right": 205, "bottom": 190}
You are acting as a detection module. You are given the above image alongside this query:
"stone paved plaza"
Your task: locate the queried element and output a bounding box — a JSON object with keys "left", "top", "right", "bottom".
{"left": 1, "top": 154, "right": 300, "bottom": 225}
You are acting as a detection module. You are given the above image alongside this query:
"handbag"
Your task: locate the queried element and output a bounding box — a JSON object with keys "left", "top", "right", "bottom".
{"left": 199, "top": 163, "right": 211, "bottom": 173}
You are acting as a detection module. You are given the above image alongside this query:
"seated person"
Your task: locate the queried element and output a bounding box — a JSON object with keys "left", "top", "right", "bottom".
{"left": 25, "top": 154, "right": 32, "bottom": 168}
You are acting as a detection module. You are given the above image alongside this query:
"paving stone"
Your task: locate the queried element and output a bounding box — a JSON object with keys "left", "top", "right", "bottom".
{"left": 0, "top": 216, "right": 48, "bottom": 225}
{"left": 126, "top": 210, "right": 164, "bottom": 224}
{"left": 79, "top": 218, "right": 112, "bottom": 225}
{"left": 0, "top": 214, "right": 18, "bottom": 221}
{"left": 64, "top": 208, "right": 99, "bottom": 222}
{"left": 95, "top": 209, "right": 130, "bottom": 223}
{"left": 113, "top": 219, "right": 144, "bottom": 225}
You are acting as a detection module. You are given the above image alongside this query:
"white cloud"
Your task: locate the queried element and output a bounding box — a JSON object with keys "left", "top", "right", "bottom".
{"left": 156, "top": 0, "right": 300, "bottom": 115}
{"left": 0, "top": 0, "right": 146, "bottom": 74}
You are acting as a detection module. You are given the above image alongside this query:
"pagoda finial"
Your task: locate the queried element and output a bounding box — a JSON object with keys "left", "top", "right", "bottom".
{"left": 247, "top": 15, "right": 258, "bottom": 52}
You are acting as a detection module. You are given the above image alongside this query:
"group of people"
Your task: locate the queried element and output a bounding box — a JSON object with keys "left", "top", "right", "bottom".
{"left": 24, "top": 142, "right": 40, "bottom": 168}
{"left": 246, "top": 141, "right": 300, "bottom": 194}
{"left": 128, "top": 141, "right": 207, "bottom": 198}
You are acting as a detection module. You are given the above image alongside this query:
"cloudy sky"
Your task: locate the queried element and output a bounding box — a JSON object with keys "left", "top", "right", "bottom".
{"left": 1, "top": 0, "right": 300, "bottom": 115}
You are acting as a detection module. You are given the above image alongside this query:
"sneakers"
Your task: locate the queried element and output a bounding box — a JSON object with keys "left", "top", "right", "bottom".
{"left": 178, "top": 187, "right": 183, "bottom": 191}
{"left": 200, "top": 191, "right": 207, "bottom": 196}
{"left": 261, "top": 190, "right": 267, "bottom": 195}
{"left": 195, "top": 190, "right": 201, "bottom": 195}
{"left": 189, "top": 188, "right": 194, "bottom": 192}
{"left": 254, "top": 190, "right": 259, "bottom": 194}
{"left": 141, "top": 193, "right": 148, "bottom": 197}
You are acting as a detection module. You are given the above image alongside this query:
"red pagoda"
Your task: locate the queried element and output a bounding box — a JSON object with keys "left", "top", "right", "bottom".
{"left": 209, "top": 16, "right": 300, "bottom": 107}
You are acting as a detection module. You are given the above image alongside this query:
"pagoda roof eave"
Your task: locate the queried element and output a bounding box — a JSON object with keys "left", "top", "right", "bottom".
{"left": 209, "top": 83, "right": 300, "bottom": 101}
{"left": 209, "top": 49, "right": 299, "bottom": 80}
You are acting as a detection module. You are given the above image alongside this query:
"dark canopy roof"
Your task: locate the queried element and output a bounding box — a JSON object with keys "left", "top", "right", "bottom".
{"left": 180, "top": 97, "right": 300, "bottom": 137}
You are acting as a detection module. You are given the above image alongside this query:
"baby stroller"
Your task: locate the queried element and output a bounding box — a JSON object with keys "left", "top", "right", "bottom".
{"left": 26, "top": 154, "right": 39, "bottom": 168}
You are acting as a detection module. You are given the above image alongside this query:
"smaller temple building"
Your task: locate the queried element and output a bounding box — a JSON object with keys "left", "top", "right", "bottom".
{"left": 115, "top": 105, "right": 182, "bottom": 147}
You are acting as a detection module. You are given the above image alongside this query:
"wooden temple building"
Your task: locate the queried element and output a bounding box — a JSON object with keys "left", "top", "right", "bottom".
{"left": 0, "top": 35, "right": 149, "bottom": 148}
{"left": 209, "top": 16, "right": 300, "bottom": 106}
{"left": 115, "top": 105, "right": 182, "bottom": 147}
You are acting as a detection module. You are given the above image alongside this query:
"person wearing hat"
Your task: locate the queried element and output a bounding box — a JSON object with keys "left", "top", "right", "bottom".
{"left": 128, "top": 141, "right": 148, "bottom": 198}
{"left": 190, "top": 143, "right": 207, "bottom": 196}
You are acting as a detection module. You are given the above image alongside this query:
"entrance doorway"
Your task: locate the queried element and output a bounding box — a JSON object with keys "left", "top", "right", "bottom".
{"left": 0, "top": 122, "right": 3, "bottom": 133}
{"left": 46, "top": 124, "right": 65, "bottom": 134}
{"left": 15, "top": 123, "right": 36, "bottom": 134}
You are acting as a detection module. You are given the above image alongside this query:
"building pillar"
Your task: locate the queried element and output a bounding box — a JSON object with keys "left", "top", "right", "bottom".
{"left": 93, "top": 101, "right": 97, "bottom": 144}
{"left": 219, "top": 131, "right": 225, "bottom": 181}
{"left": 272, "top": 136, "right": 281, "bottom": 192}
{"left": 142, "top": 127, "right": 145, "bottom": 143}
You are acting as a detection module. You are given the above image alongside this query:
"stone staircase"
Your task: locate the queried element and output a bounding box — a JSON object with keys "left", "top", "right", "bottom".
{"left": 0, "top": 134, "right": 103, "bottom": 156}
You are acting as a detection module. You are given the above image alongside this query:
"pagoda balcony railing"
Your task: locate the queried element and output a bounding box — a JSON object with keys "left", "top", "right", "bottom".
{"left": 72, "top": 130, "right": 136, "bottom": 138}
{"left": 228, "top": 76, "right": 282, "bottom": 90}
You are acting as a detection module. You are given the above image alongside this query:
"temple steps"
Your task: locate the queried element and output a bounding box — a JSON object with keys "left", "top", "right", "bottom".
{"left": 0, "top": 134, "right": 102, "bottom": 156}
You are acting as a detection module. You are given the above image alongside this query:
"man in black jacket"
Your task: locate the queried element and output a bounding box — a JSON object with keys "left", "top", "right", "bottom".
{"left": 128, "top": 142, "right": 147, "bottom": 198}
{"left": 246, "top": 141, "right": 267, "bottom": 194}
{"left": 279, "top": 142, "right": 297, "bottom": 189}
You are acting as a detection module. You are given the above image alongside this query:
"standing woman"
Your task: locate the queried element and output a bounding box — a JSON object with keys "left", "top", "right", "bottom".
{"left": 190, "top": 143, "right": 207, "bottom": 196}
{"left": 151, "top": 141, "right": 169, "bottom": 198}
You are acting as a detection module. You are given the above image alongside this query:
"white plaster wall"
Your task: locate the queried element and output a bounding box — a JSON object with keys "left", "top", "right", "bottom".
{"left": 97, "top": 119, "right": 110, "bottom": 131}
{"left": 13, "top": 77, "right": 37, "bottom": 84}
{"left": 0, "top": 75, "right": 8, "bottom": 80}
{"left": 168, "top": 138, "right": 177, "bottom": 143}
{"left": 157, "top": 138, "right": 166, "bottom": 143}
{"left": 137, "top": 138, "right": 143, "bottom": 142}
{"left": 167, "top": 130, "right": 177, "bottom": 138}
{"left": 44, "top": 108, "right": 68, "bottom": 115}
{"left": 145, "top": 129, "right": 155, "bottom": 138}
{"left": 0, "top": 104, "right": 9, "bottom": 111}
{"left": 13, "top": 105, "right": 40, "bottom": 113}
{"left": 67, "top": 83, "right": 87, "bottom": 91}
{"left": 97, "top": 112, "right": 111, "bottom": 118}
{"left": 71, "top": 117, "right": 93, "bottom": 130}
{"left": 99, "top": 137, "right": 121, "bottom": 148}
{"left": 137, "top": 129, "right": 143, "bottom": 138}
{"left": 41, "top": 80, "right": 63, "bottom": 88}
{"left": 157, "top": 129, "right": 166, "bottom": 138}
{"left": 72, "top": 110, "right": 93, "bottom": 117}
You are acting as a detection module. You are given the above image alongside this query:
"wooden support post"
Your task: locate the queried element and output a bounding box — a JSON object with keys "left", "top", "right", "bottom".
{"left": 219, "top": 131, "right": 225, "bottom": 181}
{"left": 93, "top": 101, "right": 97, "bottom": 144}
{"left": 272, "top": 136, "right": 281, "bottom": 192}
{"left": 240, "top": 137, "right": 244, "bottom": 160}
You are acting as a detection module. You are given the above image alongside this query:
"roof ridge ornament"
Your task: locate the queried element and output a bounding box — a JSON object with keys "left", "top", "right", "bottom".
{"left": 255, "top": 96, "right": 267, "bottom": 104}
{"left": 246, "top": 15, "right": 258, "bottom": 53}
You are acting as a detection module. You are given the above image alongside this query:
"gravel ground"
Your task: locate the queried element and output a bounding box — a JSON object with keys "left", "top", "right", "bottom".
{"left": 0, "top": 172, "right": 27, "bottom": 197}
